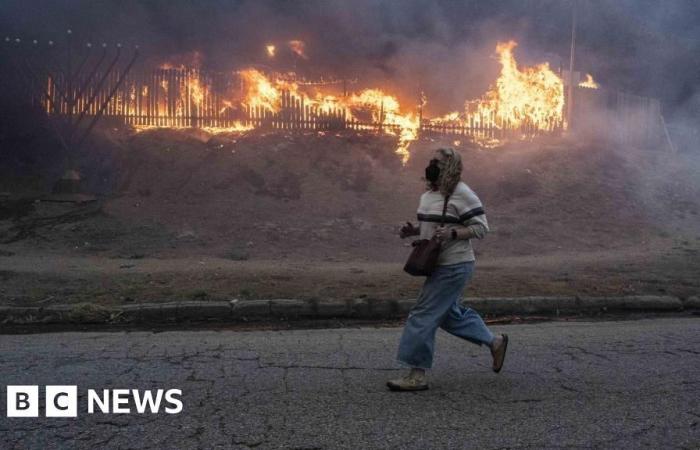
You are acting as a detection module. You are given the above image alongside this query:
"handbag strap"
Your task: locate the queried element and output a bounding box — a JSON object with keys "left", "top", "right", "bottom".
{"left": 439, "top": 195, "right": 450, "bottom": 226}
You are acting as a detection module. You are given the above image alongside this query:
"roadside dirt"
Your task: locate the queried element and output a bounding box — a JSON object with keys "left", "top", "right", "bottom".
{"left": 0, "top": 247, "right": 699, "bottom": 307}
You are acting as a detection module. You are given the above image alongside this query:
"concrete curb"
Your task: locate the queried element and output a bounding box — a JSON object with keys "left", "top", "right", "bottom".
{"left": 0, "top": 295, "right": 691, "bottom": 325}
{"left": 469, "top": 295, "right": 686, "bottom": 315}
{"left": 682, "top": 296, "right": 700, "bottom": 309}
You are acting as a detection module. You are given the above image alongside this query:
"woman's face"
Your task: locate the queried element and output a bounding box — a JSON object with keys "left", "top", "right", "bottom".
{"left": 425, "top": 152, "right": 443, "bottom": 186}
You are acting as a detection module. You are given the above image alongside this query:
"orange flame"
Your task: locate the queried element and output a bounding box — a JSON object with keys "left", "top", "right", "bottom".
{"left": 432, "top": 40, "right": 564, "bottom": 134}
{"left": 188, "top": 70, "right": 205, "bottom": 110}
{"left": 133, "top": 121, "right": 254, "bottom": 134}
{"left": 344, "top": 89, "right": 418, "bottom": 163}
{"left": 239, "top": 68, "right": 288, "bottom": 112}
{"left": 236, "top": 70, "right": 418, "bottom": 163}
{"left": 51, "top": 39, "right": 568, "bottom": 162}
{"left": 489, "top": 40, "right": 564, "bottom": 128}
{"left": 288, "top": 40, "right": 308, "bottom": 60}
{"left": 578, "top": 73, "right": 599, "bottom": 89}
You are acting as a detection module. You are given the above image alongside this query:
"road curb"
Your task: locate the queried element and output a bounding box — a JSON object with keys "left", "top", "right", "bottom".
{"left": 470, "top": 295, "right": 685, "bottom": 315}
{"left": 682, "top": 296, "right": 700, "bottom": 309}
{"left": 0, "top": 294, "right": 690, "bottom": 325}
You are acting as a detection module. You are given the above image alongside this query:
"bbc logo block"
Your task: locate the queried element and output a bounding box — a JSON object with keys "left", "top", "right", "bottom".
{"left": 6, "top": 386, "right": 39, "bottom": 417}
{"left": 6, "top": 385, "right": 78, "bottom": 417}
{"left": 45, "top": 386, "right": 78, "bottom": 417}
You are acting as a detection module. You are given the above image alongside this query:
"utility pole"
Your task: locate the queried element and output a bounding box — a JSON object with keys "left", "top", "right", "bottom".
{"left": 567, "top": 0, "right": 577, "bottom": 131}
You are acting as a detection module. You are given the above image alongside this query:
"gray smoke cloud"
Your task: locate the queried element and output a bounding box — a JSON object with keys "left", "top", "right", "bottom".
{"left": 1, "top": 0, "right": 699, "bottom": 118}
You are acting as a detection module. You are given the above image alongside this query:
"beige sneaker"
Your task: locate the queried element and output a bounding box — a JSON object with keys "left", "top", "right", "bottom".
{"left": 386, "top": 372, "right": 429, "bottom": 391}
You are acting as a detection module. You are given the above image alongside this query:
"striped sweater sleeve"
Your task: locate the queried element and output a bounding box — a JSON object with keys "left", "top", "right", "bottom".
{"left": 455, "top": 188, "right": 489, "bottom": 239}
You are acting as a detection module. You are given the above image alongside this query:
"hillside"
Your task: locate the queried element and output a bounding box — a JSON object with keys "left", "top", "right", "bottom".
{"left": 93, "top": 129, "right": 700, "bottom": 258}
{"left": 3, "top": 128, "right": 700, "bottom": 260}
{"left": 1, "top": 128, "right": 699, "bottom": 303}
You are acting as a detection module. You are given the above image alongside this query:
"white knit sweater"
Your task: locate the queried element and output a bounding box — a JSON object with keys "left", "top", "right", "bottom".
{"left": 416, "top": 181, "right": 489, "bottom": 265}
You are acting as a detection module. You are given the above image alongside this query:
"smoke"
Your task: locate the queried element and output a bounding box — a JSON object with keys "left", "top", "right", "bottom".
{"left": 1, "top": 0, "right": 699, "bottom": 121}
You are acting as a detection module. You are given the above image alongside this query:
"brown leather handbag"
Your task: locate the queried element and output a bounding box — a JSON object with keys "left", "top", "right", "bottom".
{"left": 403, "top": 195, "right": 450, "bottom": 276}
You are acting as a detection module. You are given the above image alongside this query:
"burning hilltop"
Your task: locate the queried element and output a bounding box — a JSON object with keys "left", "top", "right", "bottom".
{"left": 249, "top": 40, "right": 566, "bottom": 149}
{"left": 52, "top": 40, "right": 573, "bottom": 163}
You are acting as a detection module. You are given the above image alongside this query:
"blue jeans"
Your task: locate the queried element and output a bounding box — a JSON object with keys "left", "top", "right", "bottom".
{"left": 397, "top": 261, "right": 495, "bottom": 369}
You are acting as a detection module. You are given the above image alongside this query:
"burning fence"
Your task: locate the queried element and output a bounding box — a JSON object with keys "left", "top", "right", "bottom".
{"left": 6, "top": 35, "right": 665, "bottom": 163}
{"left": 11, "top": 39, "right": 571, "bottom": 163}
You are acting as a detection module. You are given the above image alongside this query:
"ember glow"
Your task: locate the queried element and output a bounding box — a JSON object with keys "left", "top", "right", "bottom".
{"left": 266, "top": 44, "right": 276, "bottom": 58}
{"left": 578, "top": 73, "right": 599, "bottom": 89}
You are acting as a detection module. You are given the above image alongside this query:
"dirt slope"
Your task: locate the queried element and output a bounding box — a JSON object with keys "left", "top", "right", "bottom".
{"left": 3, "top": 128, "right": 699, "bottom": 262}
{"left": 96, "top": 129, "right": 700, "bottom": 261}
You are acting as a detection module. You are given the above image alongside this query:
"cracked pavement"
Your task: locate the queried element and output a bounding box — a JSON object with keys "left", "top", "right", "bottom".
{"left": 1, "top": 317, "right": 699, "bottom": 449}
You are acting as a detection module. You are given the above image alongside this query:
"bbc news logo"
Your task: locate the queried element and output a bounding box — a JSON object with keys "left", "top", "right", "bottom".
{"left": 6, "top": 386, "right": 183, "bottom": 417}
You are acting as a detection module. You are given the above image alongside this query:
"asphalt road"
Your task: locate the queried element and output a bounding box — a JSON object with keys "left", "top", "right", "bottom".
{"left": 1, "top": 317, "right": 699, "bottom": 449}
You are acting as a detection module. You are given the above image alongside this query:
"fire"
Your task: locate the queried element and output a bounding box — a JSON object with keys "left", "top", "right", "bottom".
{"left": 488, "top": 40, "right": 564, "bottom": 129}
{"left": 130, "top": 66, "right": 255, "bottom": 134}
{"left": 189, "top": 71, "right": 205, "bottom": 110}
{"left": 239, "top": 68, "right": 289, "bottom": 112}
{"left": 578, "top": 73, "right": 599, "bottom": 89}
{"left": 134, "top": 121, "right": 253, "bottom": 134}
{"left": 202, "top": 122, "right": 254, "bottom": 133}
{"left": 344, "top": 89, "right": 418, "bottom": 163}
{"left": 433, "top": 111, "right": 461, "bottom": 122}
{"left": 288, "top": 40, "right": 308, "bottom": 60}
{"left": 219, "top": 100, "right": 233, "bottom": 115}
{"left": 236, "top": 70, "right": 418, "bottom": 163}
{"left": 432, "top": 40, "right": 564, "bottom": 133}
{"left": 48, "top": 38, "right": 568, "bottom": 163}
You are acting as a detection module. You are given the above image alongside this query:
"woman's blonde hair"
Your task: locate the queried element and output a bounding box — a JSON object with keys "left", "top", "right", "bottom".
{"left": 426, "top": 147, "right": 462, "bottom": 196}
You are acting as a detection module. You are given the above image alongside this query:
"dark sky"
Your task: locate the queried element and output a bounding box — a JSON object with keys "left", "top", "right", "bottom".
{"left": 2, "top": 0, "right": 699, "bottom": 118}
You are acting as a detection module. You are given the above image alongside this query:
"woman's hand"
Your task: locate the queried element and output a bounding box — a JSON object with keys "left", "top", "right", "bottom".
{"left": 433, "top": 225, "right": 453, "bottom": 242}
{"left": 399, "top": 222, "right": 418, "bottom": 239}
